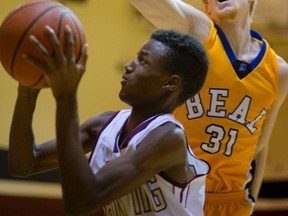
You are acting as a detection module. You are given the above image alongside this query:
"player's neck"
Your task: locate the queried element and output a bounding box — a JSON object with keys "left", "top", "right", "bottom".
{"left": 216, "top": 21, "right": 254, "bottom": 60}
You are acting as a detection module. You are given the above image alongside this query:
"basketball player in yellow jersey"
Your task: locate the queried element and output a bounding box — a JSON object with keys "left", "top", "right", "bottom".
{"left": 129, "top": 0, "right": 288, "bottom": 215}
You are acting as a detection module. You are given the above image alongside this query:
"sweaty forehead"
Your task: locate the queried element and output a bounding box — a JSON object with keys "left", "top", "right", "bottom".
{"left": 139, "top": 39, "right": 168, "bottom": 57}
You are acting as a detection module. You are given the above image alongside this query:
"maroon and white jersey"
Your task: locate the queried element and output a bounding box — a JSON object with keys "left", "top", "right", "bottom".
{"left": 89, "top": 109, "right": 209, "bottom": 216}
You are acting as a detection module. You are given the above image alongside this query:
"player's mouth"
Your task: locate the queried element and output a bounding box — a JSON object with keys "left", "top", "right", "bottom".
{"left": 217, "top": 0, "right": 228, "bottom": 2}
{"left": 121, "top": 74, "right": 129, "bottom": 85}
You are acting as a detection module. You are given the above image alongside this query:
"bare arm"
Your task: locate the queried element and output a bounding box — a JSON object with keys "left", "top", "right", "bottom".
{"left": 60, "top": 104, "right": 188, "bottom": 215}
{"left": 9, "top": 84, "right": 113, "bottom": 177}
{"left": 8, "top": 29, "right": 109, "bottom": 178}
{"left": 251, "top": 56, "right": 288, "bottom": 200}
{"left": 9, "top": 84, "right": 112, "bottom": 177}
{"left": 129, "top": 0, "right": 211, "bottom": 43}
{"left": 8, "top": 85, "right": 59, "bottom": 176}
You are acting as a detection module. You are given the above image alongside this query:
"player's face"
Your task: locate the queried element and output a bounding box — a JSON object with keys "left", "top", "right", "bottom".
{"left": 206, "top": 0, "right": 251, "bottom": 21}
{"left": 119, "top": 39, "right": 172, "bottom": 108}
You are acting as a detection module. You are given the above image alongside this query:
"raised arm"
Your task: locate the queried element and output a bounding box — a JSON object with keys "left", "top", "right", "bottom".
{"left": 129, "top": 0, "right": 211, "bottom": 43}
{"left": 9, "top": 86, "right": 60, "bottom": 177}
{"left": 75, "top": 124, "right": 189, "bottom": 215}
{"left": 251, "top": 56, "right": 288, "bottom": 200}
{"left": 8, "top": 84, "right": 110, "bottom": 177}
{"left": 9, "top": 27, "right": 96, "bottom": 178}
{"left": 59, "top": 102, "right": 189, "bottom": 215}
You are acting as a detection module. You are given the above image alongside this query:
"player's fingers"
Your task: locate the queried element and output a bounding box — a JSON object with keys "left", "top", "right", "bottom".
{"left": 64, "top": 25, "right": 76, "bottom": 63}
{"left": 44, "top": 25, "right": 64, "bottom": 65}
{"left": 29, "top": 35, "right": 52, "bottom": 66}
{"left": 78, "top": 43, "right": 88, "bottom": 74}
{"left": 25, "top": 35, "right": 51, "bottom": 72}
{"left": 23, "top": 52, "right": 46, "bottom": 72}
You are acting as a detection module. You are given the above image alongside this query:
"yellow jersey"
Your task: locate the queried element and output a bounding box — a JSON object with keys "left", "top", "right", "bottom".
{"left": 174, "top": 21, "right": 279, "bottom": 195}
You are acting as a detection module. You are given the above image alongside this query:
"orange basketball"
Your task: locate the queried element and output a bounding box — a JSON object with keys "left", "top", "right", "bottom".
{"left": 0, "top": 0, "right": 86, "bottom": 89}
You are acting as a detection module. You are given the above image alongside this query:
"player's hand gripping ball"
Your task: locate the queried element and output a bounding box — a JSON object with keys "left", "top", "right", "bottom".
{"left": 0, "top": 0, "right": 86, "bottom": 89}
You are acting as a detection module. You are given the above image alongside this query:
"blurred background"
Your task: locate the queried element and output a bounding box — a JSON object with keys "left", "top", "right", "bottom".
{"left": 0, "top": 0, "right": 287, "bottom": 215}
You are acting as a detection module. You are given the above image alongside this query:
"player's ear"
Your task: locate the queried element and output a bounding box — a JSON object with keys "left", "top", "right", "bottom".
{"left": 162, "top": 75, "right": 181, "bottom": 91}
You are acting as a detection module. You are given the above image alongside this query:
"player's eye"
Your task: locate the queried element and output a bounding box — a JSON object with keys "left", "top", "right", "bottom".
{"left": 135, "top": 56, "right": 147, "bottom": 65}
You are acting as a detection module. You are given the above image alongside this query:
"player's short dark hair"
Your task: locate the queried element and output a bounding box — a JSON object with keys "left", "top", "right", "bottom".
{"left": 151, "top": 29, "right": 209, "bottom": 105}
